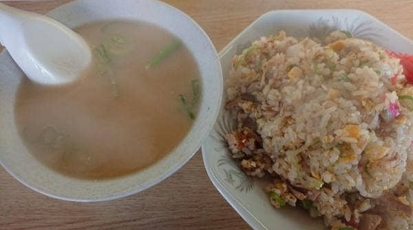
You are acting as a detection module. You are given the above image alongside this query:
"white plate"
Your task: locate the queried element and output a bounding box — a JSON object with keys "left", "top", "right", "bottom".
{"left": 202, "top": 9, "right": 413, "bottom": 230}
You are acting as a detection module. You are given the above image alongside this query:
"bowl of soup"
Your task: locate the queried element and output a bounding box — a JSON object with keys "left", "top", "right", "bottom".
{"left": 0, "top": 0, "right": 222, "bottom": 201}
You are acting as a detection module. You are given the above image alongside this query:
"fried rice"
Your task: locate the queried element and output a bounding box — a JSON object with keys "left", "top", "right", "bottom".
{"left": 224, "top": 30, "right": 413, "bottom": 230}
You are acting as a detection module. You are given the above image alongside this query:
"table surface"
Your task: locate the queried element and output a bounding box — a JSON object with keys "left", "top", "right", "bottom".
{"left": 1, "top": 0, "right": 412, "bottom": 229}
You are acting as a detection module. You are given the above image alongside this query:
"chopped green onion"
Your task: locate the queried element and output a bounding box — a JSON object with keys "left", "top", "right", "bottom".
{"left": 178, "top": 95, "right": 189, "bottom": 116}
{"left": 327, "top": 61, "right": 337, "bottom": 70}
{"left": 301, "top": 199, "right": 313, "bottom": 210}
{"left": 360, "top": 61, "right": 372, "bottom": 68}
{"left": 306, "top": 177, "right": 324, "bottom": 190}
{"left": 94, "top": 44, "right": 113, "bottom": 75}
{"left": 105, "top": 35, "right": 134, "bottom": 56}
{"left": 94, "top": 44, "right": 111, "bottom": 65}
{"left": 94, "top": 44, "right": 120, "bottom": 98}
{"left": 145, "top": 40, "right": 182, "bottom": 69}
{"left": 365, "top": 160, "right": 373, "bottom": 178}
{"left": 399, "top": 95, "right": 413, "bottom": 110}
{"left": 339, "top": 227, "right": 354, "bottom": 230}
{"left": 188, "top": 111, "right": 195, "bottom": 120}
{"left": 269, "top": 192, "right": 286, "bottom": 207}
{"left": 110, "top": 78, "right": 119, "bottom": 98}
{"left": 191, "top": 79, "right": 201, "bottom": 106}
{"left": 178, "top": 79, "right": 201, "bottom": 120}
{"left": 399, "top": 95, "right": 413, "bottom": 102}
{"left": 286, "top": 64, "right": 298, "bottom": 72}
{"left": 110, "top": 36, "right": 126, "bottom": 44}
{"left": 236, "top": 45, "right": 257, "bottom": 67}
{"left": 179, "top": 94, "right": 195, "bottom": 120}
{"left": 179, "top": 94, "right": 187, "bottom": 105}
{"left": 338, "top": 74, "right": 351, "bottom": 82}
{"left": 312, "top": 62, "right": 323, "bottom": 76}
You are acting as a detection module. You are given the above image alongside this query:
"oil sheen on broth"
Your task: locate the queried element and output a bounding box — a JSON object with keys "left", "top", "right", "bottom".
{"left": 14, "top": 20, "right": 201, "bottom": 180}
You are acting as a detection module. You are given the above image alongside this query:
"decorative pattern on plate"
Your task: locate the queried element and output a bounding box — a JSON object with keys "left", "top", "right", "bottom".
{"left": 212, "top": 107, "right": 254, "bottom": 193}
{"left": 308, "top": 16, "right": 386, "bottom": 45}
{"left": 217, "top": 154, "right": 254, "bottom": 192}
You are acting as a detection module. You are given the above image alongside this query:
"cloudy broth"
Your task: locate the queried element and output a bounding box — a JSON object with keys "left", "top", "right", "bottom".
{"left": 14, "top": 20, "right": 201, "bottom": 180}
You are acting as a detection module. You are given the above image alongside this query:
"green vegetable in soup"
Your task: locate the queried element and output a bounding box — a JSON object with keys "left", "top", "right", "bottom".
{"left": 105, "top": 35, "right": 134, "bottom": 56}
{"left": 110, "top": 78, "right": 119, "bottom": 98}
{"left": 95, "top": 44, "right": 111, "bottom": 66}
{"left": 179, "top": 94, "right": 195, "bottom": 120}
{"left": 94, "top": 36, "right": 132, "bottom": 66}
{"left": 178, "top": 79, "right": 201, "bottom": 120}
{"left": 145, "top": 40, "right": 182, "bottom": 69}
{"left": 100, "top": 21, "right": 135, "bottom": 56}
{"left": 93, "top": 44, "right": 119, "bottom": 98}
{"left": 110, "top": 35, "right": 127, "bottom": 44}
{"left": 191, "top": 79, "right": 201, "bottom": 106}
{"left": 94, "top": 31, "right": 134, "bottom": 98}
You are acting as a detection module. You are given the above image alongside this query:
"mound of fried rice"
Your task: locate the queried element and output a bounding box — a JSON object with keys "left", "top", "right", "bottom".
{"left": 225, "top": 30, "right": 413, "bottom": 230}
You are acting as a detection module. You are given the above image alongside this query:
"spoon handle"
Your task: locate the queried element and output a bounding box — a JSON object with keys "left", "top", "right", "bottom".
{"left": 0, "top": 2, "right": 92, "bottom": 85}
{"left": 0, "top": 3, "right": 35, "bottom": 45}
{"left": 0, "top": 3, "right": 14, "bottom": 44}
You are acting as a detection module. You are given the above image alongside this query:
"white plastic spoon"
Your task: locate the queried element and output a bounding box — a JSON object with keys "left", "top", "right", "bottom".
{"left": 0, "top": 3, "right": 91, "bottom": 85}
